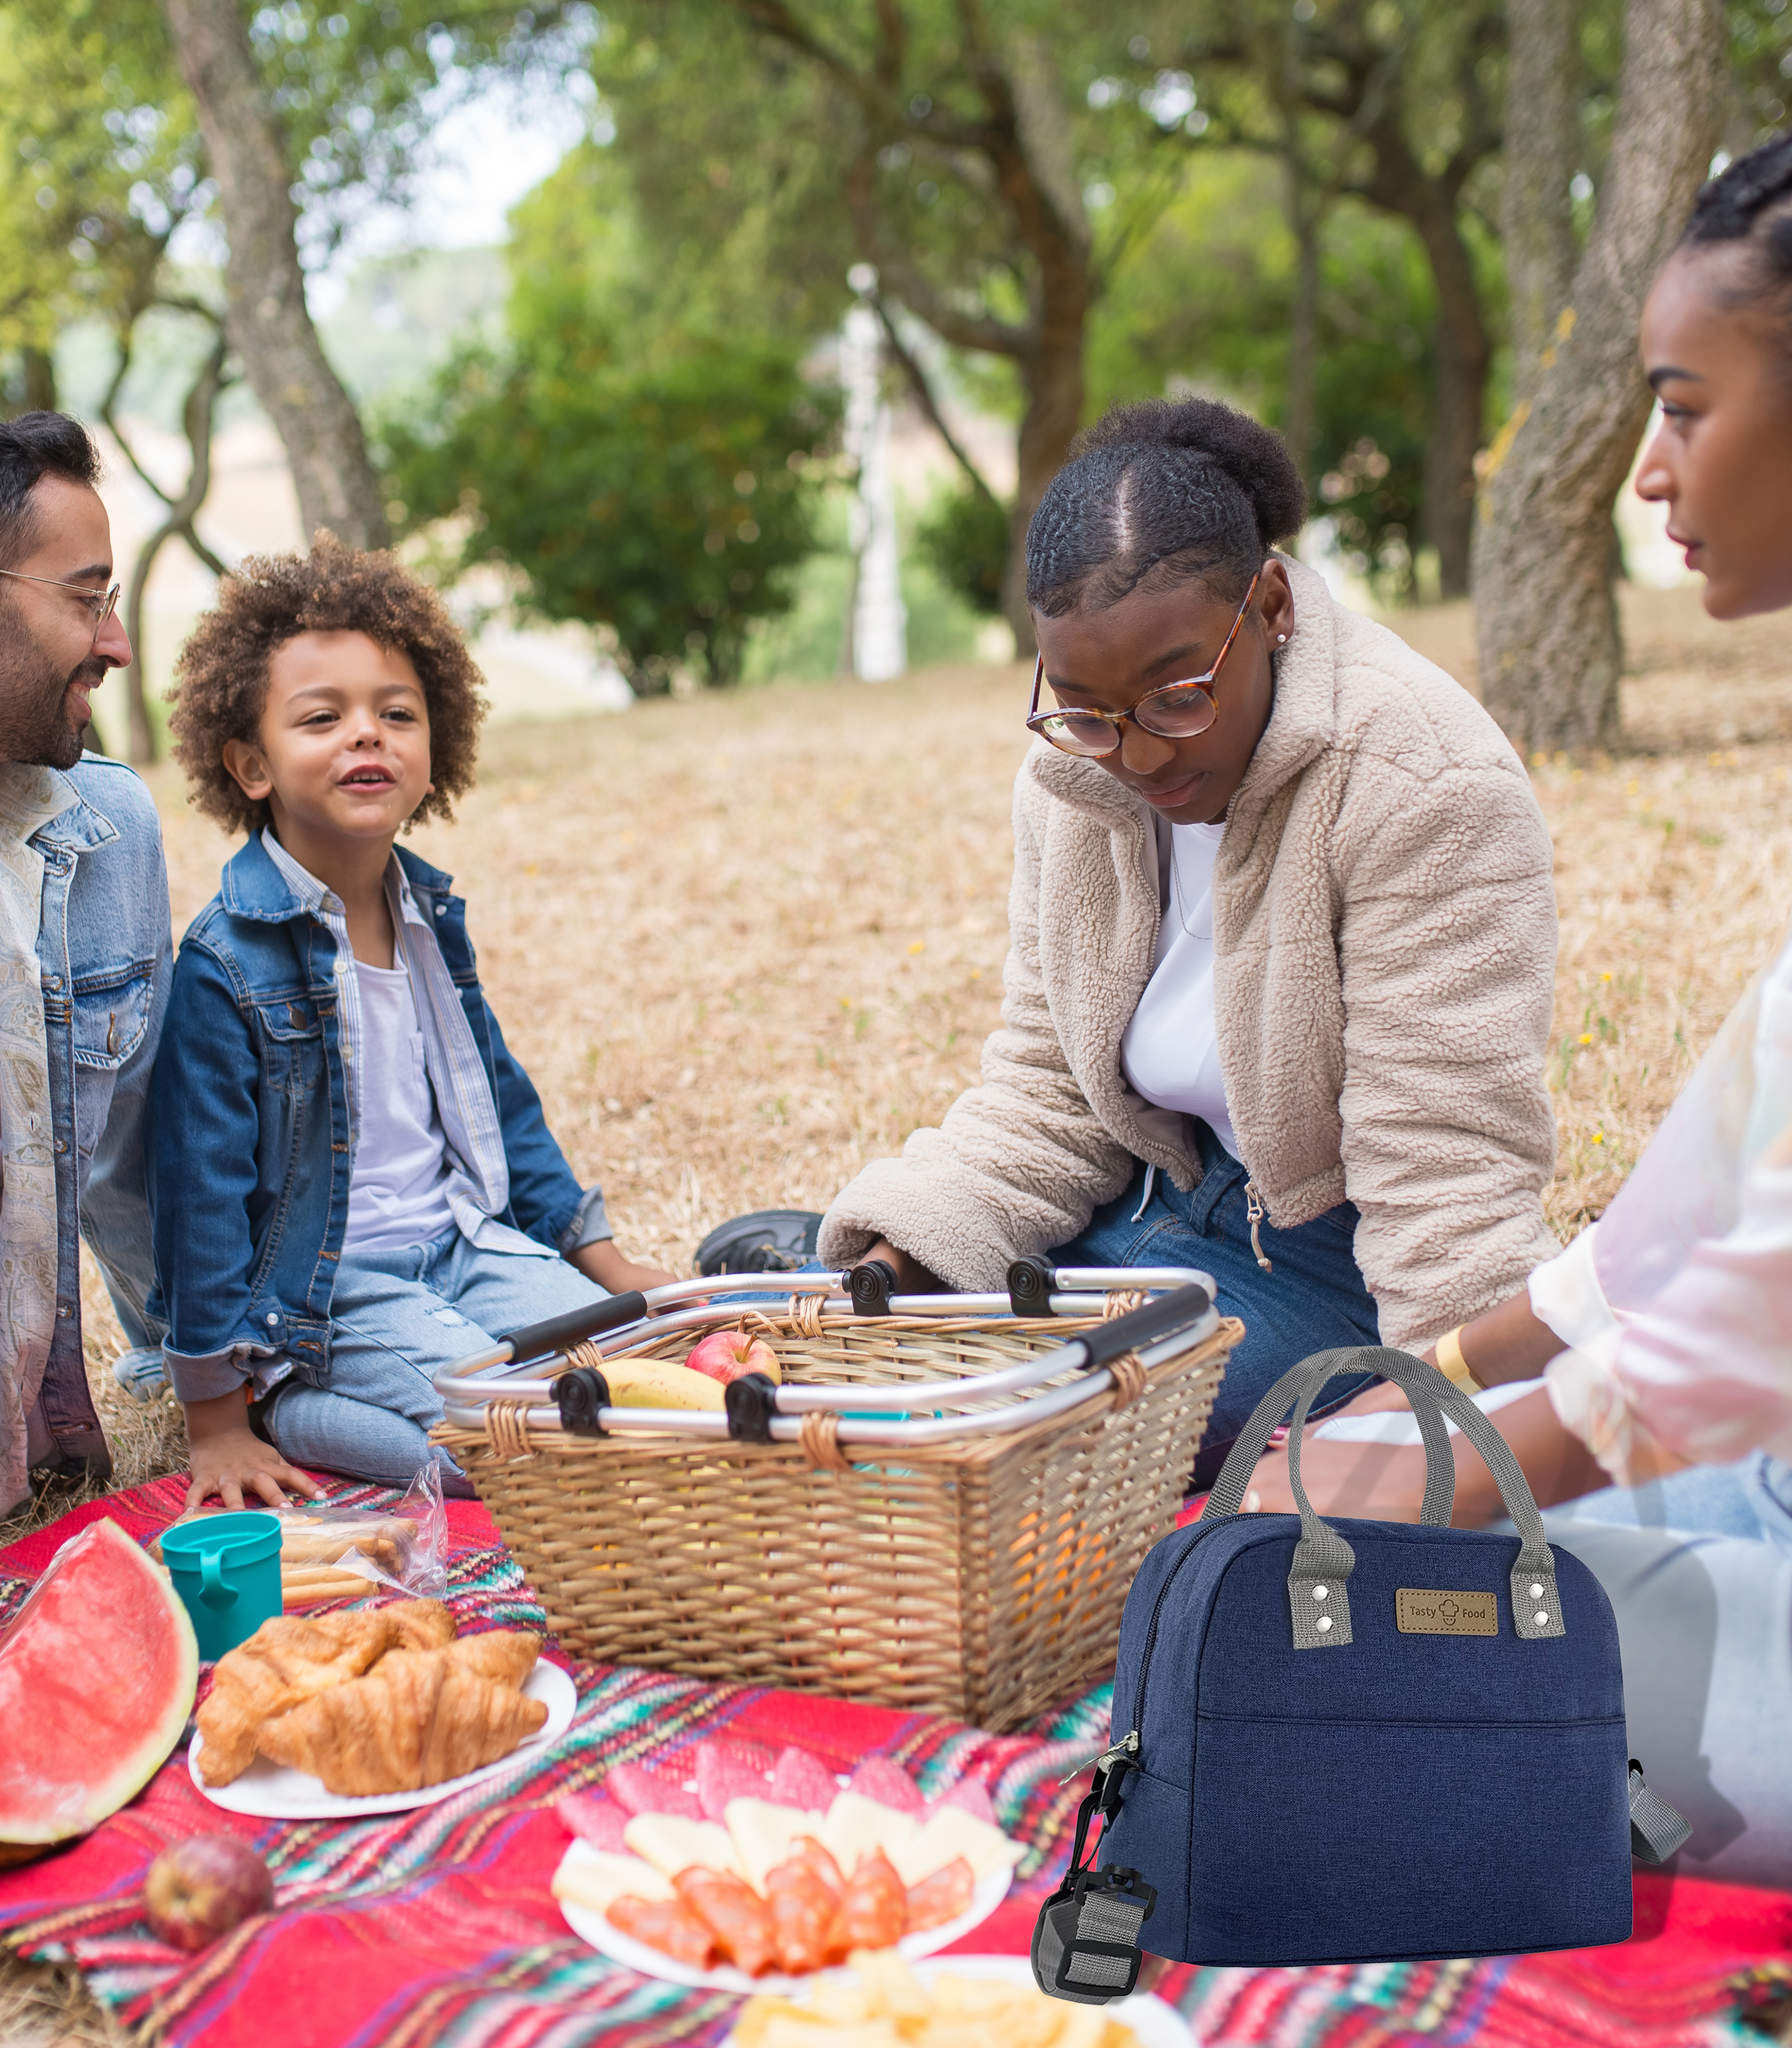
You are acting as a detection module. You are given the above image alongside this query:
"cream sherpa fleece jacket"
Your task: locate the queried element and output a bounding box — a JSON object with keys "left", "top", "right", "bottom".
{"left": 819, "top": 558, "right": 1562, "bottom": 1351}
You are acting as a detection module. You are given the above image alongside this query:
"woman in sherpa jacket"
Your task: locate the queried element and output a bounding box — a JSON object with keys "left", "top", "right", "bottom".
{"left": 818, "top": 396, "right": 1561, "bottom": 1477}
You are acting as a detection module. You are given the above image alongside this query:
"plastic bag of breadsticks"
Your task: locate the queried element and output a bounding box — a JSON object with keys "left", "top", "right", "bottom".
{"left": 156, "top": 1462, "right": 449, "bottom": 1608}
{"left": 271, "top": 1462, "right": 449, "bottom": 1605}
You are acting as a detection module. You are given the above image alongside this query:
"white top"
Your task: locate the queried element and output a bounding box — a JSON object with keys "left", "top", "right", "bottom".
{"left": 1118, "top": 821, "right": 1240, "bottom": 1158}
{"left": 1530, "top": 919, "right": 1792, "bottom": 1481}
{"left": 343, "top": 954, "right": 457, "bottom": 1255}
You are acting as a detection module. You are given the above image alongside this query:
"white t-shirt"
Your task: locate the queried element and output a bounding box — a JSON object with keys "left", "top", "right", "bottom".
{"left": 343, "top": 954, "right": 457, "bottom": 1254}
{"left": 1118, "top": 820, "right": 1241, "bottom": 1158}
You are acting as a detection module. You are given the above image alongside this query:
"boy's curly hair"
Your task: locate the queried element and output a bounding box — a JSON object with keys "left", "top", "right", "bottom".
{"left": 169, "top": 532, "right": 487, "bottom": 836}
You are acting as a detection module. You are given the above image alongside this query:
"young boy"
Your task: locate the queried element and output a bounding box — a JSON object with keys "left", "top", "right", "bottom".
{"left": 150, "top": 537, "right": 676, "bottom": 1508}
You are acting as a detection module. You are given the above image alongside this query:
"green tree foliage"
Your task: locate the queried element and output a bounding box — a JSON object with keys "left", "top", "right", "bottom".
{"left": 384, "top": 342, "right": 832, "bottom": 689}
{"left": 0, "top": 0, "right": 590, "bottom": 361}
{"left": 233, "top": 0, "right": 598, "bottom": 267}
{"left": 914, "top": 478, "right": 1009, "bottom": 616}
{"left": 1077, "top": 151, "right": 1434, "bottom": 595}
{"left": 0, "top": 0, "right": 205, "bottom": 396}
{"left": 591, "top": 2, "right": 1219, "bottom": 646}
{"left": 381, "top": 155, "right": 838, "bottom": 689}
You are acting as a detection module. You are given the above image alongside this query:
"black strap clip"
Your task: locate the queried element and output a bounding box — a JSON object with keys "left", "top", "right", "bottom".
{"left": 1007, "top": 1255, "right": 1056, "bottom": 1317}
{"left": 848, "top": 1258, "right": 899, "bottom": 1316}
{"left": 724, "top": 1371, "right": 781, "bottom": 1443}
{"left": 553, "top": 1365, "right": 610, "bottom": 1437}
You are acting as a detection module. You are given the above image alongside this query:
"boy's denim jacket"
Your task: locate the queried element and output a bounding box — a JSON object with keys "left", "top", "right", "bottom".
{"left": 148, "top": 834, "right": 598, "bottom": 1402}
{"left": 38, "top": 758, "right": 173, "bottom": 1473}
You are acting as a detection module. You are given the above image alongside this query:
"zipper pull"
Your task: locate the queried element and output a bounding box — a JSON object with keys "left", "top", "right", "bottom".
{"left": 1245, "top": 1182, "right": 1274, "bottom": 1272}
{"left": 1058, "top": 1729, "right": 1140, "bottom": 1787}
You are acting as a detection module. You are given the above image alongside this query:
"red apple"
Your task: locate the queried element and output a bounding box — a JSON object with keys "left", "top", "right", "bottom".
{"left": 684, "top": 1330, "right": 781, "bottom": 1385}
{"left": 144, "top": 1834, "right": 274, "bottom": 1951}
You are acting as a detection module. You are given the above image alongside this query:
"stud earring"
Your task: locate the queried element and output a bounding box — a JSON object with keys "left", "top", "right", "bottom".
{"left": 1276, "top": 633, "right": 1287, "bottom": 644}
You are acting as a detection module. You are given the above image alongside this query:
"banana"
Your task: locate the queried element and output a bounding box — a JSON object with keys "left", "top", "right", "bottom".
{"left": 600, "top": 1356, "right": 728, "bottom": 1411}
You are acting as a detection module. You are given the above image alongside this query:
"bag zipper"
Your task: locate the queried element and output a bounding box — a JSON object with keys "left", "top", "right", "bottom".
{"left": 1078, "top": 1510, "right": 1229, "bottom": 1793}
{"left": 1057, "top": 1729, "right": 1140, "bottom": 1787}
{"left": 1128, "top": 1522, "right": 1214, "bottom": 1742}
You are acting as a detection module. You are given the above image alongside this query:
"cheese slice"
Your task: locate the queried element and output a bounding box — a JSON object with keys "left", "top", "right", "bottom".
{"left": 725, "top": 1797, "right": 825, "bottom": 1895}
{"left": 551, "top": 1844, "right": 674, "bottom": 1914}
{"left": 889, "top": 1805, "right": 1025, "bottom": 1887}
{"left": 819, "top": 1789, "right": 920, "bottom": 1876}
{"left": 623, "top": 1812, "right": 742, "bottom": 1882}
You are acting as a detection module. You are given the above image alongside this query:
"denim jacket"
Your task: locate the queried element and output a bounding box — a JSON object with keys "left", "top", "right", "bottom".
{"left": 148, "top": 835, "right": 596, "bottom": 1401}
{"left": 38, "top": 757, "right": 173, "bottom": 1476}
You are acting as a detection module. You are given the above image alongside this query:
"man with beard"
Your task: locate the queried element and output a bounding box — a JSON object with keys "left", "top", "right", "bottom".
{"left": 0, "top": 412, "right": 171, "bottom": 1518}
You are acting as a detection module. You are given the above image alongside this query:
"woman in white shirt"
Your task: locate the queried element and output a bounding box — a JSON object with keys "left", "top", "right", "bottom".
{"left": 1253, "top": 135, "right": 1792, "bottom": 1888}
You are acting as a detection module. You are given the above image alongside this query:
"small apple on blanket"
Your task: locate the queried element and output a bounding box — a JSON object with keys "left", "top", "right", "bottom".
{"left": 552, "top": 1740, "right": 1021, "bottom": 1976}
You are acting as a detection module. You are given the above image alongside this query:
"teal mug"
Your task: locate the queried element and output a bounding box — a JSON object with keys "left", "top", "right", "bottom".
{"left": 160, "top": 1511, "right": 284, "bottom": 1661}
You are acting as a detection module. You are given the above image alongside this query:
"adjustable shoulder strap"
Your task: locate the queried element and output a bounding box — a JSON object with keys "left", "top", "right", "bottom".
{"left": 1031, "top": 1759, "right": 1157, "bottom": 2005}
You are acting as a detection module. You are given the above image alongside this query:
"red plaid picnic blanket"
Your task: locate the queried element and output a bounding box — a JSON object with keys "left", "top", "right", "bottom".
{"left": 3, "top": 1480, "right": 1789, "bottom": 2048}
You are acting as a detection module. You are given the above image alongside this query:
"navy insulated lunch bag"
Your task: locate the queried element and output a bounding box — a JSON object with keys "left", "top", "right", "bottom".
{"left": 1032, "top": 1347, "right": 1690, "bottom": 1996}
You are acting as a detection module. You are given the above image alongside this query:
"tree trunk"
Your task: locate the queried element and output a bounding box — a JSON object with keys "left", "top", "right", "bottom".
{"left": 159, "top": 0, "right": 389, "bottom": 551}
{"left": 106, "top": 322, "right": 230, "bottom": 763}
{"left": 1001, "top": 328, "right": 1085, "bottom": 659}
{"left": 1284, "top": 169, "right": 1322, "bottom": 489}
{"left": 1473, "top": 0, "right": 1728, "bottom": 756}
{"left": 1347, "top": 46, "right": 1496, "bottom": 602}
{"left": 21, "top": 347, "right": 55, "bottom": 414}
{"left": 1409, "top": 197, "right": 1491, "bottom": 599}
{"left": 122, "top": 525, "right": 174, "bottom": 764}
{"left": 1501, "top": 0, "right": 1581, "bottom": 404}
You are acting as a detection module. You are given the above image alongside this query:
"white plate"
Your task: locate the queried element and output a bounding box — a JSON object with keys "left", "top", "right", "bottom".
{"left": 559, "top": 1838, "right": 1013, "bottom": 1994}
{"left": 726, "top": 1955, "right": 1194, "bottom": 2048}
{"left": 189, "top": 1660, "right": 577, "bottom": 1818}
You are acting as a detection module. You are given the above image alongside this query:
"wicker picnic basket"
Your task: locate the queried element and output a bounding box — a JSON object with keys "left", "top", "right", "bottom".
{"left": 434, "top": 1265, "right": 1233, "bottom": 1732}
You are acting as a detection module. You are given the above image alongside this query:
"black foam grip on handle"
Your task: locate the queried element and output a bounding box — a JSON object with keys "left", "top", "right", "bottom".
{"left": 1075, "top": 1283, "right": 1213, "bottom": 1367}
{"left": 500, "top": 1289, "right": 647, "bottom": 1364}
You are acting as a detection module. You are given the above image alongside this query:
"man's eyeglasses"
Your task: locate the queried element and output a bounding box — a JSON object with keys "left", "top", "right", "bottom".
{"left": 1026, "top": 570, "right": 1261, "bottom": 759}
{"left": 0, "top": 568, "right": 121, "bottom": 649}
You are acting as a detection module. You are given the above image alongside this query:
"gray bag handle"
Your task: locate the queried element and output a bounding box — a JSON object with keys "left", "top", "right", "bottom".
{"left": 1203, "top": 1346, "right": 1567, "bottom": 1651}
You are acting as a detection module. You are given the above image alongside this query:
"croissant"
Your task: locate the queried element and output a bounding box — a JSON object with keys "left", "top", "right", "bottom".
{"left": 379, "top": 1599, "right": 458, "bottom": 1653}
{"left": 257, "top": 1653, "right": 548, "bottom": 1795}
{"left": 197, "top": 1610, "right": 401, "bottom": 1786}
{"left": 375, "top": 1630, "right": 539, "bottom": 1691}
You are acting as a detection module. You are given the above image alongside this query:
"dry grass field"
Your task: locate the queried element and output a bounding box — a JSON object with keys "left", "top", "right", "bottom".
{"left": 3, "top": 581, "right": 1792, "bottom": 2040}
{"left": 6, "top": 579, "right": 1792, "bottom": 1558}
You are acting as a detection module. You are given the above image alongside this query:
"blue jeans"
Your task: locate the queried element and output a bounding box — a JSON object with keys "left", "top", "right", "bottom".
{"left": 1522, "top": 1453, "right": 1792, "bottom": 1889}
{"left": 1048, "top": 1128, "right": 1381, "bottom": 1488}
{"left": 264, "top": 1227, "right": 608, "bottom": 1487}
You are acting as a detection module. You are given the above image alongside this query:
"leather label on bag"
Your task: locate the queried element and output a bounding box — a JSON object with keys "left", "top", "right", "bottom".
{"left": 1396, "top": 1588, "right": 1498, "bottom": 1635}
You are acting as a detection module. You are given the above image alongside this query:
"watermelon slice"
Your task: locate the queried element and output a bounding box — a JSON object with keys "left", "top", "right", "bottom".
{"left": 769, "top": 1745, "right": 838, "bottom": 1814}
{"left": 605, "top": 1761, "right": 703, "bottom": 1820}
{"left": 556, "top": 1793, "right": 632, "bottom": 1851}
{"left": 848, "top": 1757, "right": 925, "bottom": 1815}
{"left": 929, "top": 1777, "right": 997, "bottom": 1827}
{"left": 0, "top": 1520, "right": 199, "bottom": 1862}
{"left": 694, "top": 1740, "right": 775, "bottom": 1820}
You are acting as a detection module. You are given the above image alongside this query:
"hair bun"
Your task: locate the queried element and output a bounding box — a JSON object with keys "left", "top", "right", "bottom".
{"left": 1684, "top": 131, "right": 1792, "bottom": 244}
{"left": 1070, "top": 395, "right": 1307, "bottom": 546}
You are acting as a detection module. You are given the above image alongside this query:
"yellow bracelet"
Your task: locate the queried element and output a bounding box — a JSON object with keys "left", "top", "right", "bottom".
{"left": 1434, "top": 1325, "right": 1483, "bottom": 1395}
